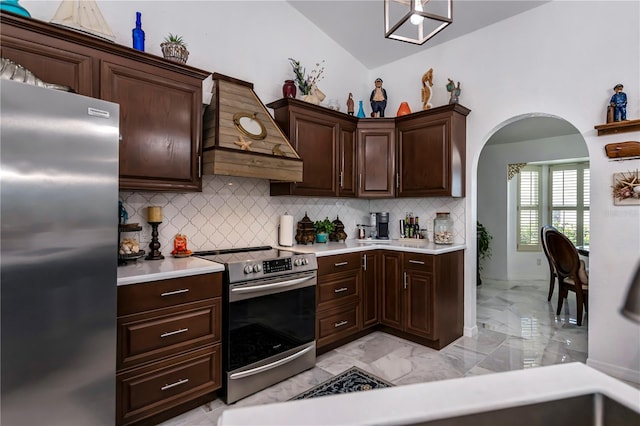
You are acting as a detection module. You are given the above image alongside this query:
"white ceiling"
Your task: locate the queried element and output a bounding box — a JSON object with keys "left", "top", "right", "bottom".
{"left": 486, "top": 116, "right": 581, "bottom": 145}
{"left": 287, "top": 0, "right": 549, "bottom": 69}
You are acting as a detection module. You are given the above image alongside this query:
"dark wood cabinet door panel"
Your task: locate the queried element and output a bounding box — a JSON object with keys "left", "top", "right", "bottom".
{"left": 117, "top": 345, "right": 221, "bottom": 426}
{"left": 362, "top": 252, "right": 380, "bottom": 328}
{"left": 101, "top": 59, "right": 203, "bottom": 192}
{"left": 405, "top": 270, "right": 435, "bottom": 339}
{"left": 380, "top": 251, "right": 403, "bottom": 329}
{"left": 290, "top": 112, "right": 338, "bottom": 196}
{"left": 118, "top": 299, "right": 221, "bottom": 370}
{"left": 398, "top": 120, "right": 449, "bottom": 196}
{"left": 357, "top": 121, "right": 395, "bottom": 198}
{"left": 338, "top": 122, "right": 357, "bottom": 197}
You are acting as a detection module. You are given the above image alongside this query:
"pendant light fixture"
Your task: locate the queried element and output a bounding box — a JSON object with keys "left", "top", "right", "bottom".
{"left": 384, "top": 0, "right": 452, "bottom": 45}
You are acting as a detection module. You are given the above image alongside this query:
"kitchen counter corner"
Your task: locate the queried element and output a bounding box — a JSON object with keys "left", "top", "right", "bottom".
{"left": 117, "top": 256, "right": 224, "bottom": 286}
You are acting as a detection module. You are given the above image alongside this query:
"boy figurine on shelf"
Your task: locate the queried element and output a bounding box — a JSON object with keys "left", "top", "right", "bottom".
{"left": 370, "top": 78, "right": 387, "bottom": 117}
{"left": 610, "top": 83, "right": 627, "bottom": 121}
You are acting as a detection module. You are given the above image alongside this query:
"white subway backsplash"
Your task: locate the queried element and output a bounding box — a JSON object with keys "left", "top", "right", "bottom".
{"left": 120, "top": 175, "right": 465, "bottom": 252}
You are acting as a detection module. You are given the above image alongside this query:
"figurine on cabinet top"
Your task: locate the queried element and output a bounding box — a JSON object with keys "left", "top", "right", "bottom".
{"left": 347, "top": 92, "right": 354, "bottom": 115}
{"left": 610, "top": 84, "right": 627, "bottom": 122}
{"left": 446, "top": 78, "right": 461, "bottom": 104}
{"left": 370, "top": 78, "right": 387, "bottom": 117}
{"left": 421, "top": 68, "right": 434, "bottom": 110}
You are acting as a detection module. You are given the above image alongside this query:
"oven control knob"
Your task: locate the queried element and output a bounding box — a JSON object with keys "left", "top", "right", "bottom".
{"left": 303, "top": 258, "right": 309, "bottom": 265}
{"left": 253, "top": 264, "right": 262, "bottom": 273}
{"left": 294, "top": 258, "right": 302, "bottom": 266}
{"left": 244, "top": 264, "right": 254, "bottom": 274}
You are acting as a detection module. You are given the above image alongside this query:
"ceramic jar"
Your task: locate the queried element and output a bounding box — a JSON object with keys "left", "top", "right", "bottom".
{"left": 397, "top": 101, "right": 411, "bottom": 116}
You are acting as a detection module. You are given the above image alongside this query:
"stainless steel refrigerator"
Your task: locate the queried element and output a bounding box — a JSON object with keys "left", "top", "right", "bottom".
{"left": 1, "top": 79, "right": 119, "bottom": 425}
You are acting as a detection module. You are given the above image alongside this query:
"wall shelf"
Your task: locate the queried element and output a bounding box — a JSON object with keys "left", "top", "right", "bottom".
{"left": 594, "top": 118, "right": 640, "bottom": 136}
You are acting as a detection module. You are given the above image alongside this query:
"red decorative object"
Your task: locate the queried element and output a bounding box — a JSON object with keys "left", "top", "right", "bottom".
{"left": 397, "top": 101, "right": 411, "bottom": 116}
{"left": 283, "top": 80, "right": 297, "bottom": 98}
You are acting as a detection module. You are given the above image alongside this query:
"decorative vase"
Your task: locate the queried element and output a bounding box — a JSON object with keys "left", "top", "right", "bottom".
{"left": 283, "top": 80, "right": 296, "bottom": 98}
{"left": 132, "top": 11, "right": 145, "bottom": 51}
{"left": 0, "top": 0, "right": 30, "bottom": 17}
{"left": 397, "top": 101, "right": 411, "bottom": 116}
{"left": 357, "top": 100, "right": 366, "bottom": 118}
{"left": 161, "top": 42, "right": 189, "bottom": 64}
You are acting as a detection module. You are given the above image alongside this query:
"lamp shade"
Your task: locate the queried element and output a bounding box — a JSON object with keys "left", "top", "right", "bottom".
{"left": 621, "top": 261, "right": 640, "bottom": 324}
{"left": 384, "top": 0, "right": 452, "bottom": 45}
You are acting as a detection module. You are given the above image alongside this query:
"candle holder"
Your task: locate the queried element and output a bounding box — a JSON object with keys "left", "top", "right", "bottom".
{"left": 145, "top": 221, "right": 165, "bottom": 260}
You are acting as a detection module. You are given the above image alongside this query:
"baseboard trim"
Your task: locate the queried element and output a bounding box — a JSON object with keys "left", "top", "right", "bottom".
{"left": 464, "top": 325, "right": 478, "bottom": 337}
{"left": 587, "top": 357, "right": 640, "bottom": 385}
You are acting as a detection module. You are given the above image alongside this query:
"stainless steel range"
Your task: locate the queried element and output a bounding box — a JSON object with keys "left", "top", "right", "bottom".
{"left": 195, "top": 246, "right": 317, "bottom": 404}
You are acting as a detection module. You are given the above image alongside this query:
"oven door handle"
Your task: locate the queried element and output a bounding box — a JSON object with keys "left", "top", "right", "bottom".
{"left": 231, "top": 275, "right": 315, "bottom": 294}
{"left": 229, "top": 345, "right": 315, "bottom": 380}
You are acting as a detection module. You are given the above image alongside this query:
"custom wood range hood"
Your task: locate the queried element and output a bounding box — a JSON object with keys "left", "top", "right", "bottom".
{"left": 202, "top": 73, "right": 303, "bottom": 182}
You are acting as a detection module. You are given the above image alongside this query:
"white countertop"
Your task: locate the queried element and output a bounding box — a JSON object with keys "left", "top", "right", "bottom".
{"left": 218, "top": 363, "right": 640, "bottom": 426}
{"left": 117, "top": 256, "right": 224, "bottom": 286}
{"left": 279, "top": 239, "right": 466, "bottom": 257}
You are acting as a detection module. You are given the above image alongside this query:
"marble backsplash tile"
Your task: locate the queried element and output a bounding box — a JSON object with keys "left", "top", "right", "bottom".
{"left": 120, "top": 175, "right": 465, "bottom": 252}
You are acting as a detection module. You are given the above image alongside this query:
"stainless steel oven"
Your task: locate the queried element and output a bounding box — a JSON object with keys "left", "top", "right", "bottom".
{"left": 196, "top": 247, "right": 317, "bottom": 404}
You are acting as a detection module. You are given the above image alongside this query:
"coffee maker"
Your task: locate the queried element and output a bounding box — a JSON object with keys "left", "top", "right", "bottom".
{"left": 375, "top": 212, "right": 390, "bottom": 239}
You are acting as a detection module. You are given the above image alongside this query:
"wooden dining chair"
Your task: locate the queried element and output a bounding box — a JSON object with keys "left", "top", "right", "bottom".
{"left": 544, "top": 228, "right": 589, "bottom": 326}
{"left": 540, "top": 225, "right": 558, "bottom": 301}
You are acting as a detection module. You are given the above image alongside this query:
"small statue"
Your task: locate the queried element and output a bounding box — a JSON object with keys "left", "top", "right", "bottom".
{"left": 118, "top": 200, "right": 128, "bottom": 224}
{"left": 421, "top": 68, "right": 433, "bottom": 110}
{"left": 446, "top": 78, "right": 461, "bottom": 104}
{"left": 370, "top": 78, "right": 387, "bottom": 117}
{"left": 347, "top": 92, "right": 355, "bottom": 115}
{"left": 610, "top": 84, "right": 627, "bottom": 122}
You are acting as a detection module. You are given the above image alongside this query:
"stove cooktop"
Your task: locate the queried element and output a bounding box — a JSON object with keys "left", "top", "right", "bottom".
{"left": 194, "top": 246, "right": 317, "bottom": 282}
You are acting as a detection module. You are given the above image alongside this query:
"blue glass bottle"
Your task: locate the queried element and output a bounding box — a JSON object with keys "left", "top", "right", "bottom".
{"left": 357, "top": 100, "right": 366, "bottom": 118}
{"left": 132, "top": 12, "right": 145, "bottom": 52}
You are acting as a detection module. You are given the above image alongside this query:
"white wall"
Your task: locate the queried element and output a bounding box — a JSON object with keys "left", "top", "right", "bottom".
{"left": 478, "top": 132, "right": 588, "bottom": 281}
{"left": 372, "top": 0, "right": 640, "bottom": 382}
{"left": 21, "top": 0, "right": 640, "bottom": 382}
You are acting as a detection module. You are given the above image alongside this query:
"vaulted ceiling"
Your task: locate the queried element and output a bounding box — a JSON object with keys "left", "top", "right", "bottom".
{"left": 288, "top": 1, "right": 549, "bottom": 69}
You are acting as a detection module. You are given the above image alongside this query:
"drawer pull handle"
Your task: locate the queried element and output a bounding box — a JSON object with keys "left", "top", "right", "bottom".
{"left": 160, "top": 328, "right": 188, "bottom": 338}
{"left": 334, "top": 262, "right": 348, "bottom": 267}
{"left": 160, "top": 288, "right": 189, "bottom": 297}
{"left": 409, "top": 260, "right": 425, "bottom": 265}
{"left": 334, "top": 320, "right": 348, "bottom": 328}
{"left": 161, "top": 378, "right": 189, "bottom": 391}
{"left": 334, "top": 287, "right": 348, "bottom": 293}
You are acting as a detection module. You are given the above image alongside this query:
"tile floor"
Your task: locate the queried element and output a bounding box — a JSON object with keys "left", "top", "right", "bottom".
{"left": 160, "top": 278, "right": 588, "bottom": 425}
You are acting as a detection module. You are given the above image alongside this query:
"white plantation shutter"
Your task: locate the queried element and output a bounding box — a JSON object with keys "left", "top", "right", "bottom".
{"left": 550, "top": 163, "right": 589, "bottom": 246}
{"left": 517, "top": 166, "right": 541, "bottom": 250}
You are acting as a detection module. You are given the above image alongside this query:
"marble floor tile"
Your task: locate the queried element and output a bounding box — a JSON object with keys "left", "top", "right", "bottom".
{"left": 158, "top": 278, "right": 590, "bottom": 426}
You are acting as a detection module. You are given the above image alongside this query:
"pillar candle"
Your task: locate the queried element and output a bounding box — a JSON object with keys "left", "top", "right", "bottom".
{"left": 147, "top": 206, "right": 163, "bottom": 222}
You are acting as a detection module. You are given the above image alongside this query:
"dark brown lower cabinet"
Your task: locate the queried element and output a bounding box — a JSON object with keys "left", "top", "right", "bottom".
{"left": 362, "top": 251, "right": 380, "bottom": 328}
{"left": 116, "top": 273, "right": 222, "bottom": 426}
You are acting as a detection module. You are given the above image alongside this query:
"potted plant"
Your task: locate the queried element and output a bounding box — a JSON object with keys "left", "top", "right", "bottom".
{"left": 161, "top": 33, "right": 189, "bottom": 64}
{"left": 314, "top": 217, "right": 335, "bottom": 243}
{"left": 477, "top": 221, "right": 493, "bottom": 285}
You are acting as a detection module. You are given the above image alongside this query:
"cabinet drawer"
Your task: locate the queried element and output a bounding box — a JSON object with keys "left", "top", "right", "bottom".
{"left": 318, "top": 252, "right": 361, "bottom": 275}
{"left": 117, "top": 345, "right": 221, "bottom": 426}
{"left": 118, "top": 273, "right": 222, "bottom": 316}
{"left": 317, "top": 271, "right": 359, "bottom": 310}
{"left": 403, "top": 253, "right": 434, "bottom": 272}
{"left": 118, "top": 299, "right": 221, "bottom": 370}
{"left": 317, "top": 302, "right": 360, "bottom": 348}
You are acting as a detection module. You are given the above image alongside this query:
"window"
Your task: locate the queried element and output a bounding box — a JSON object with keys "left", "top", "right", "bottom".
{"left": 516, "top": 161, "right": 590, "bottom": 251}
{"left": 517, "top": 166, "right": 542, "bottom": 250}
{"left": 550, "top": 163, "right": 589, "bottom": 246}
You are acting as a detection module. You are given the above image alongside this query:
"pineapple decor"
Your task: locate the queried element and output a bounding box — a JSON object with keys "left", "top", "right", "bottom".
{"left": 161, "top": 33, "right": 189, "bottom": 64}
